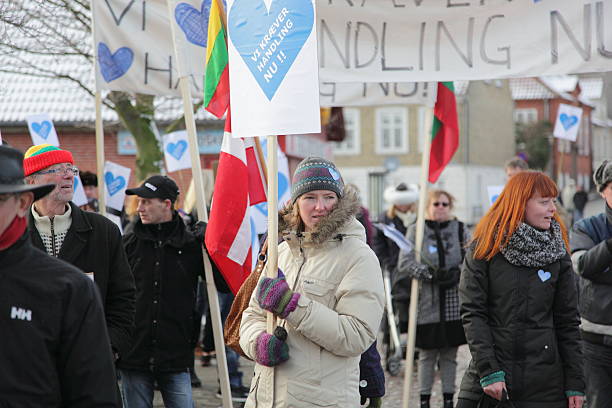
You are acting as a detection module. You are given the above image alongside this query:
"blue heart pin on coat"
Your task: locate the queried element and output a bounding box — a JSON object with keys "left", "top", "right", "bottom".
{"left": 538, "top": 269, "right": 551, "bottom": 282}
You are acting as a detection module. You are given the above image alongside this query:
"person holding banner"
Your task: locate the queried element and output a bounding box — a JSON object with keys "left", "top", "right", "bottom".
{"left": 397, "top": 190, "right": 468, "bottom": 408}
{"left": 458, "top": 171, "right": 584, "bottom": 408}
{"left": 239, "top": 157, "right": 385, "bottom": 408}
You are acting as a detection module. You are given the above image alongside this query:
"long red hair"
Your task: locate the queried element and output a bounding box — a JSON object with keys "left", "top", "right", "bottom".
{"left": 471, "top": 171, "right": 569, "bottom": 260}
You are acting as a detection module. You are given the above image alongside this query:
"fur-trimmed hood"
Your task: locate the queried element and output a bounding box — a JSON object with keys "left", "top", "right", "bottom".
{"left": 278, "top": 186, "right": 363, "bottom": 246}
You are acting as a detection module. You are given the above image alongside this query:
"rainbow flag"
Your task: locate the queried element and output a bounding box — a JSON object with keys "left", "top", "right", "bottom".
{"left": 204, "top": 0, "right": 230, "bottom": 118}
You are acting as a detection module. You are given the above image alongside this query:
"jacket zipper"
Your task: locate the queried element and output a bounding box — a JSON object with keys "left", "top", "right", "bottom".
{"left": 50, "top": 218, "right": 57, "bottom": 257}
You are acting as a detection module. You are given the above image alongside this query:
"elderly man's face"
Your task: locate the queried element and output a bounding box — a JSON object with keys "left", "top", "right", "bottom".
{"left": 33, "top": 162, "right": 77, "bottom": 204}
{"left": 0, "top": 192, "right": 33, "bottom": 236}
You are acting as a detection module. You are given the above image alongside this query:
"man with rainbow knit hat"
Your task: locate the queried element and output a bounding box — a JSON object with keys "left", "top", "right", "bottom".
{"left": 24, "top": 144, "right": 135, "bottom": 407}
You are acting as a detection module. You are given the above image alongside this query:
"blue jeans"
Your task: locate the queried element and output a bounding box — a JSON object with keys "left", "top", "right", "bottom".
{"left": 120, "top": 369, "right": 193, "bottom": 408}
{"left": 219, "top": 292, "right": 243, "bottom": 389}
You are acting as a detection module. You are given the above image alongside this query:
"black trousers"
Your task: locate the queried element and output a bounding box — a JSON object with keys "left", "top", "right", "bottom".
{"left": 583, "top": 339, "right": 612, "bottom": 408}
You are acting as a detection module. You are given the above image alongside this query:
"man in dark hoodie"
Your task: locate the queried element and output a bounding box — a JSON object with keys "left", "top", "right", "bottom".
{"left": 119, "top": 175, "right": 205, "bottom": 407}
{"left": 570, "top": 160, "right": 612, "bottom": 408}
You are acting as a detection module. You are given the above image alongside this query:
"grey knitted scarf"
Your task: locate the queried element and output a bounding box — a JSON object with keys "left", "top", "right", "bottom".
{"left": 500, "top": 219, "right": 567, "bottom": 268}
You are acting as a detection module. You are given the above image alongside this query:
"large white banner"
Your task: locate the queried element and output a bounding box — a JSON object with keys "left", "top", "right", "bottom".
{"left": 319, "top": 81, "right": 436, "bottom": 107}
{"left": 92, "top": 0, "right": 207, "bottom": 96}
{"left": 317, "top": 0, "right": 612, "bottom": 83}
{"left": 227, "top": 0, "right": 321, "bottom": 138}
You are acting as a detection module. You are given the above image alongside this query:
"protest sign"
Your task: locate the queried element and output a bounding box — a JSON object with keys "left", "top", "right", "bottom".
{"left": 553, "top": 103, "right": 583, "bottom": 142}
{"left": 227, "top": 0, "right": 321, "bottom": 137}
{"left": 26, "top": 114, "right": 60, "bottom": 147}
{"left": 317, "top": 0, "right": 612, "bottom": 83}
{"left": 163, "top": 130, "right": 192, "bottom": 172}
{"left": 319, "top": 81, "right": 436, "bottom": 107}
{"left": 72, "top": 176, "right": 88, "bottom": 207}
{"left": 91, "top": 0, "right": 207, "bottom": 96}
{"left": 103, "top": 161, "right": 131, "bottom": 212}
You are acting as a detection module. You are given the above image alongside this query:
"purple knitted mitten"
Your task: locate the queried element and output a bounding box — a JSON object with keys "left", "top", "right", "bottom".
{"left": 256, "top": 271, "right": 301, "bottom": 318}
{"left": 255, "top": 332, "right": 289, "bottom": 367}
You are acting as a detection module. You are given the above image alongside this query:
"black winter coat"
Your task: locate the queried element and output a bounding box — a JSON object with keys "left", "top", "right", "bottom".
{"left": 0, "top": 233, "right": 117, "bottom": 407}
{"left": 119, "top": 213, "right": 204, "bottom": 372}
{"left": 458, "top": 249, "right": 584, "bottom": 407}
{"left": 28, "top": 202, "right": 136, "bottom": 357}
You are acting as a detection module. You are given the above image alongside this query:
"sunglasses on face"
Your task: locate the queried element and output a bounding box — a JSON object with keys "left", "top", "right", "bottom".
{"left": 433, "top": 202, "right": 449, "bottom": 207}
{"left": 37, "top": 166, "right": 79, "bottom": 176}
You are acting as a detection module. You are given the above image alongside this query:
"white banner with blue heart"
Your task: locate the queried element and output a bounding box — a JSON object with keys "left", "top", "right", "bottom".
{"left": 26, "top": 114, "right": 60, "bottom": 147}
{"left": 163, "top": 130, "right": 192, "bottom": 172}
{"left": 104, "top": 161, "right": 132, "bottom": 212}
{"left": 553, "top": 103, "right": 583, "bottom": 142}
{"left": 91, "top": 0, "right": 207, "bottom": 97}
{"left": 227, "top": 0, "right": 321, "bottom": 138}
{"left": 72, "top": 176, "right": 89, "bottom": 207}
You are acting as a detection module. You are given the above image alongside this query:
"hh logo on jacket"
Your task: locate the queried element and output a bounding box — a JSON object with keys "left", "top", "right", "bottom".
{"left": 10, "top": 306, "right": 32, "bottom": 321}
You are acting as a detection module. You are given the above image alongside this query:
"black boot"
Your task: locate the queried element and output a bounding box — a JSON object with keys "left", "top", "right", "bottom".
{"left": 420, "top": 394, "right": 431, "bottom": 408}
{"left": 443, "top": 393, "right": 454, "bottom": 408}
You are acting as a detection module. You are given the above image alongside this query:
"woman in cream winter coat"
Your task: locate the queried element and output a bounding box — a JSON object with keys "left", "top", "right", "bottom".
{"left": 239, "top": 157, "right": 385, "bottom": 408}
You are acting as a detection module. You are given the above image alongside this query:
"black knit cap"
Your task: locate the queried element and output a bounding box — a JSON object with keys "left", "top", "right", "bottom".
{"left": 291, "top": 157, "right": 343, "bottom": 202}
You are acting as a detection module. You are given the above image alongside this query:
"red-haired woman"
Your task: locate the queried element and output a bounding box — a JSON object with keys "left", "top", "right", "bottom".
{"left": 457, "top": 171, "right": 585, "bottom": 408}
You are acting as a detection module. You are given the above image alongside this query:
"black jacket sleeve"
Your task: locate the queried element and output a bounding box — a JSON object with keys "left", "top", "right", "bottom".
{"left": 459, "top": 251, "right": 501, "bottom": 378}
{"left": 105, "top": 224, "right": 136, "bottom": 356}
{"left": 571, "top": 224, "right": 612, "bottom": 284}
{"left": 553, "top": 255, "right": 585, "bottom": 393}
{"left": 59, "top": 277, "right": 118, "bottom": 407}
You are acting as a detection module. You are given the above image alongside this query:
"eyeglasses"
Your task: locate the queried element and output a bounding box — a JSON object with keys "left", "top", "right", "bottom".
{"left": 37, "top": 166, "right": 79, "bottom": 176}
{"left": 433, "top": 202, "right": 449, "bottom": 207}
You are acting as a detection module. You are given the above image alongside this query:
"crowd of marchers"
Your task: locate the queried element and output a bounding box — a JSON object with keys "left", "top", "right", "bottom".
{"left": 0, "top": 142, "right": 611, "bottom": 408}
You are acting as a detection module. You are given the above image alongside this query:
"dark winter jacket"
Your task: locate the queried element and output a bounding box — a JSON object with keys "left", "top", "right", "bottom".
{"left": 28, "top": 202, "right": 136, "bottom": 357}
{"left": 0, "top": 232, "right": 118, "bottom": 407}
{"left": 119, "top": 213, "right": 204, "bottom": 372}
{"left": 398, "top": 219, "right": 468, "bottom": 349}
{"left": 372, "top": 212, "right": 408, "bottom": 274}
{"left": 570, "top": 204, "right": 612, "bottom": 337}
{"left": 458, "top": 248, "right": 584, "bottom": 406}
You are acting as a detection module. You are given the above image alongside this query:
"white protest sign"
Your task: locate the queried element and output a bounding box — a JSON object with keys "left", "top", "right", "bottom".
{"left": 72, "top": 175, "right": 89, "bottom": 207}
{"left": 317, "top": 1, "right": 612, "bottom": 83}
{"left": 91, "top": 0, "right": 207, "bottom": 97}
{"left": 319, "top": 81, "right": 436, "bottom": 107}
{"left": 250, "top": 137, "right": 291, "bottom": 234}
{"left": 103, "top": 161, "right": 131, "bottom": 212}
{"left": 106, "top": 213, "right": 124, "bottom": 235}
{"left": 26, "top": 114, "right": 60, "bottom": 147}
{"left": 227, "top": 0, "right": 321, "bottom": 138}
{"left": 163, "top": 130, "right": 192, "bottom": 172}
{"left": 553, "top": 103, "right": 583, "bottom": 142}
{"left": 487, "top": 185, "right": 504, "bottom": 207}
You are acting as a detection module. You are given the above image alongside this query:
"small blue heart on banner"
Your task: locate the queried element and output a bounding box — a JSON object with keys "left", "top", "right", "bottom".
{"left": 538, "top": 269, "right": 551, "bottom": 282}
{"left": 560, "top": 113, "right": 578, "bottom": 131}
{"left": 228, "top": 0, "right": 314, "bottom": 100}
{"left": 105, "top": 172, "right": 126, "bottom": 196}
{"left": 167, "top": 140, "right": 188, "bottom": 161}
{"left": 175, "top": 1, "right": 208, "bottom": 47}
{"left": 31, "top": 121, "right": 52, "bottom": 139}
{"left": 98, "top": 42, "right": 134, "bottom": 83}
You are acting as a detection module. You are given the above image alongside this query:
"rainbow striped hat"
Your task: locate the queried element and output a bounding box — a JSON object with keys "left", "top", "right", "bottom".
{"left": 23, "top": 144, "right": 74, "bottom": 176}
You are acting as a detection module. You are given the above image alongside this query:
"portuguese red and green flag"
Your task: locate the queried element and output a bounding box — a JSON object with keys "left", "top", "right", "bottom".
{"left": 428, "top": 81, "right": 459, "bottom": 183}
{"left": 204, "top": 0, "right": 230, "bottom": 118}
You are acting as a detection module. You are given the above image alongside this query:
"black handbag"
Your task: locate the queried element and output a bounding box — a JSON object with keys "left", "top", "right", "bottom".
{"left": 477, "top": 390, "right": 515, "bottom": 408}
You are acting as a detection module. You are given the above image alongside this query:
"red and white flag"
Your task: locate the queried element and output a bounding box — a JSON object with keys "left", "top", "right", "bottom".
{"left": 205, "top": 110, "right": 267, "bottom": 294}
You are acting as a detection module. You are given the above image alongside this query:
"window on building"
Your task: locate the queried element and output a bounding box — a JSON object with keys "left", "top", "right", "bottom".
{"left": 514, "top": 108, "right": 538, "bottom": 124}
{"left": 332, "top": 108, "right": 360, "bottom": 155}
{"left": 375, "top": 107, "right": 408, "bottom": 154}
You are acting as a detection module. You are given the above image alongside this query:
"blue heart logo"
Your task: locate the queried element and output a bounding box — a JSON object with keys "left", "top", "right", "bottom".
{"left": 98, "top": 43, "right": 134, "bottom": 82}
{"left": 560, "top": 113, "right": 578, "bottom": 130}
{"left": 538, "top": 269, "right": 551, "bottom": 282}
{"left": 328, "top": 168, "right": 340, "bottom": 181}
{"left": 104, "top": 172, "right": 126, "bottom": 196}
{"left": 228, "top": 0, "right": 314, "bottom": 100}
{"left": 31, "top": 121, "right": 52, "bottom": 139}
{"left": 167, "top": 140, "right": 188, "bottom": 160}
{"left": 175, "top": 1, "right": 208, "bottom": 47}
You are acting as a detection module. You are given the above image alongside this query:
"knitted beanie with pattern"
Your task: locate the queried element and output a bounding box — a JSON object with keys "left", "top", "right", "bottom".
{"left": 291, "top": 157, "right": 343, "bottom": 203}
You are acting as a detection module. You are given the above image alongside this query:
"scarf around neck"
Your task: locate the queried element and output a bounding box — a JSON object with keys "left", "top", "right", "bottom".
{"left": 0, "top": 216, "right": 27, "bottom": 251}
{"left": 500, "top": 219, "right": 567, "bottom": 268}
